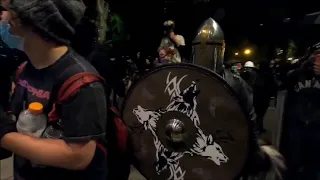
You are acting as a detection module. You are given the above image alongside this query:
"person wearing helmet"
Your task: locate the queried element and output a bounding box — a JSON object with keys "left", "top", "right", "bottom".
{"left": 192, "top": 18, "right": 285, "bottom": 178}
{"left": 244, "top": 61, "right": 255, "bottom": 69}
{"left": 241, "top": 61, "right": 257, "bottom": 88}
{"left": 159, "top": 20, "right": 185, "bottom": 63}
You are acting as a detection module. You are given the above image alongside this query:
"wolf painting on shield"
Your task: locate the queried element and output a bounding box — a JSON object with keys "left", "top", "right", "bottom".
{"left": 132, "top": 72, "right": 229, "bottom": 180}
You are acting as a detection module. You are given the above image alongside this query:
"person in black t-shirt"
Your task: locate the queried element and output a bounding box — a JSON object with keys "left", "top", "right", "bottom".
{"left": 0, "top": 0, "right": 107, "bottom": 180}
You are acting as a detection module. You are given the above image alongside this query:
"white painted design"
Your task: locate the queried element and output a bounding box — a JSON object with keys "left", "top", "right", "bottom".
{"left": 155, "top": 140, "right": 186, "bottom": 180}
{"left": 132, "top": 72, "right": 229, "bottom": 180}
{"left": 166, "top": 80, "right": 200, "bottom": 127}
{"left": 190, "top": 129, "right": 228, "bottom": 165}
{"left": 165, "top": 72, "right": 187, "bottom": 101}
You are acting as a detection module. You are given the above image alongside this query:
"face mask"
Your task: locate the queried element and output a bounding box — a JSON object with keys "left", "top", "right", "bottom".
{"left": 0, "top": 21, "right": 24, "bottom": 51}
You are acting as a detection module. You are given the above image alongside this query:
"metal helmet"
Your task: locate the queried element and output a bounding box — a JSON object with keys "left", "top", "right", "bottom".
{"left": 244, "top": 61, "right": 255, "bottom": 68}
{"left": 163, "top": 20, "right": 175, "bottom": 30}
{"left": 191, "top": 18, "right": 225, "bottom": 74}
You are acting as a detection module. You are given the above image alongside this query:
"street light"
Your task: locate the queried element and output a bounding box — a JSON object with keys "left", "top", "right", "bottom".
{"left": 244, "top": 49, "right": 251, "bottom": 55}
{"left": 235, "top": 52, "right": 239, "bottom": 56}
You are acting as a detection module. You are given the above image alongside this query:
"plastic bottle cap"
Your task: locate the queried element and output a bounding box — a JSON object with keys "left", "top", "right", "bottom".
{"left": 28, "top": 102, "right": 43, "bottom": 115}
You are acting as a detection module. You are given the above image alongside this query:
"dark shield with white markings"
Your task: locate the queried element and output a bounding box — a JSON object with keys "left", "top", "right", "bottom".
{"left": 121, "top": 63, "right": 253, "bottom": 180}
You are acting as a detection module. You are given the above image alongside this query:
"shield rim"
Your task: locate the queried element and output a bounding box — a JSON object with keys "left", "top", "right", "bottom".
{"left": 121, "top": 63, "right": 255, "bottom": 179}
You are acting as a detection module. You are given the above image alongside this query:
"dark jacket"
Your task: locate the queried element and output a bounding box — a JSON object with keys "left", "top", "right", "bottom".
{"left": 284, "top": 66, "right": 320, "bottom": 125}
{"left": 241, "top": 70, "right": 257, "bottom": 88}
{"left": 0, "top": 40, "right": 27, "bottom": 110}
{"left": 223, "top": 70, "right": 257, "bottom": 128}
{"left": 223, "top": 70, "right": 268, "bottom": 175}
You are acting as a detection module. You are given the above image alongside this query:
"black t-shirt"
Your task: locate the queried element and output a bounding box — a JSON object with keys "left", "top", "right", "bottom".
{"left": 10, "top": 49, "right": 107, "bottom": 180}
{"left": 284, "top": 74, "right": 320, "bottom": 125}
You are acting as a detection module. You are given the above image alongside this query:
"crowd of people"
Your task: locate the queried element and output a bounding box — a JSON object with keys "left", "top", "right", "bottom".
{"left": 226, "top": 44, "right": 320, "bottom": 179}
{"left": 0, "top": 0, "right": 320, "bottom": 180}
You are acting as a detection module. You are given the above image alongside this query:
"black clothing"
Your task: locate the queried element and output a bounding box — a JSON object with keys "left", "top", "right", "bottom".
{"left": 0, "top": 40, "right": 27, "bottom": 110}
{"left": 223, "top": 70, "right": 257, "bottom": 127}
{"left": 253, "top": 68, "right": 276, "bottom": 131}
{"left": 241, "top": 70, "right": 257, "bottom": 88}
{"left": 223, "top": 70, "right": 268, "bottom": 175}
{"left": 284, "top": 64, "right": 320, "bottom": 125}
{"left": 0, "top": 106, "right": 16, "bottom": 160}
{"left": 89, "top": 49, "right": 127, "bottom": 107}
{"left": 11, "top": 49, "right": 107, "bottom": 180}
{"left": 282, "top": 59, "right": 320, "bottom": 180}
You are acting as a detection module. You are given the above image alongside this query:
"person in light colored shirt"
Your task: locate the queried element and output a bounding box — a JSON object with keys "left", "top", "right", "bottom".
{"left": 159, "top": 20, "right": 185, "bottom": 63}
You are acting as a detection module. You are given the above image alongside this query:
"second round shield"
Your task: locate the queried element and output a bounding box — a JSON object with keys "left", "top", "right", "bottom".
{"left": 122, "top": 63, "right": 252, "bottom": 180}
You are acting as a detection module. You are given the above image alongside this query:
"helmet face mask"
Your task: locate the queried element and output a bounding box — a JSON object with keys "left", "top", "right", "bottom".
{"left": 191, "top": 18, "right": 225, "bottom": 75}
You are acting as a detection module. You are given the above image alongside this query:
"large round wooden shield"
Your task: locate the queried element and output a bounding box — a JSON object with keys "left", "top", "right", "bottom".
{"left": 121, "top": 63, "right": 253, "bottom": 180}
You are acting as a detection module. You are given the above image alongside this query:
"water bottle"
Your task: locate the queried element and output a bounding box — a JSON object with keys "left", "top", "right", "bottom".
{"left": 16, "top": 102, "right": 47, "bottom": 138}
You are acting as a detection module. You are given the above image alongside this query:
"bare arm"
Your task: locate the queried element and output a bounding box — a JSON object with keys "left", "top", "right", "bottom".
{"left": 170, "top": 34, "right": 185, "bottom": 47}
{"left": 1, "top": 132, "right": 96, "bottom": 170}
{"left": 2, "top": 82, "right": 107, "bottom": 170}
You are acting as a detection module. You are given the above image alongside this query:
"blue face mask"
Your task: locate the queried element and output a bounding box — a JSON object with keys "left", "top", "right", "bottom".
{"left": 0, "top": 21, "right": 24, "bottom": 51}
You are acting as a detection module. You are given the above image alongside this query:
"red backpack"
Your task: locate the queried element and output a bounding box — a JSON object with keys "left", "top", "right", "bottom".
{"left": 15, "top": 62, "right": 131, "bottom": 180}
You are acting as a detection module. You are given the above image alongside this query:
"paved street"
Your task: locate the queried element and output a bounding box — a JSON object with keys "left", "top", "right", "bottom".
{"left": 0, "top": 157, "right": 13, "bottom": 180}
{"left": 1, "top": 102, "right": 278, "bottom": 180}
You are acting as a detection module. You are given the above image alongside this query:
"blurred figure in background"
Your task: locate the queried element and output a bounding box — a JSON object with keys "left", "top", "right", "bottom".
{"left": 253, "top": 60, "right": 277, "bottom": 133}
{"left": 0, "top": 7, "right": 27, "bottom": 111}
{"left": 224, "top": 59, "right": 242, "bottom": 75}
{"left": 159, "top": 20, "right": 185, "bottom": 63}
{"left": 90, "top": 43, "right": 126, "bottom": 109}
{"left": 231, "top": 62, "right": 242, "bottom": 76}
{"left": 154, "top": 48, "right": 175, "bottom": 66}
{"left": 241, "top": 61, "right": 257, "bottom": 88}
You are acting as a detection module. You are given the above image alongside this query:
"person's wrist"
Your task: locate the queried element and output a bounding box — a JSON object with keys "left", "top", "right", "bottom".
{"left": 0, "top": 115, "right": 17, "bottom": 140}
{"left": 0, "top": 132, "right": 12, "bottom": 147}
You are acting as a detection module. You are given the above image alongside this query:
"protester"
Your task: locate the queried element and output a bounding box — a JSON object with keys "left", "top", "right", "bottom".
{"left": 192, "top": 18, "right": 285, "bottom": 179}
{"left": 154, "top": 48, "right": 175, "bottom": 66}
{"left": 231, "top": 62, "right": 242, "bottom": 76}
{"left": 241, "top": 61, "right": 265, "bottom": 133}
{"left": 282, "top": 41, "right": 320, "bottom": 180}
{"left": 241, "top": 61, "right": 257, "bottom": 88}
{"left": 159, "top": 20, "right": 185, "bottom": 63}
{"left": 254, "top": 61, "right": 277, "bottom": 133}
{"left": 0, "top": 1, "right": 107, "bottom": 180}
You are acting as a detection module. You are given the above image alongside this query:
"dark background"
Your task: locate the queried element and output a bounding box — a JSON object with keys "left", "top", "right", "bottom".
{"left": 85, "top": 0, "right": 320, "bottom": 60}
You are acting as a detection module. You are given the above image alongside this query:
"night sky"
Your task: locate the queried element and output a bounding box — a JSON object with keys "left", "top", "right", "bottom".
{"left": 104, "top": 0, "right": 320, "bottom": 59}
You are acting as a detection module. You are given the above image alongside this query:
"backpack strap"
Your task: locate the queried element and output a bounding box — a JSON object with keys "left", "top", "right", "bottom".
{"left": 56, "top": 72, "right": 105, "bottom": 103}
{"left": 15, "top": 61, "right": 28, "bottom": 84}
{"left": 48, "top": 72, "right": 105, "bottom": 121}
{"left": 51, "top": 72, "right": 108, "bottom": 155}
